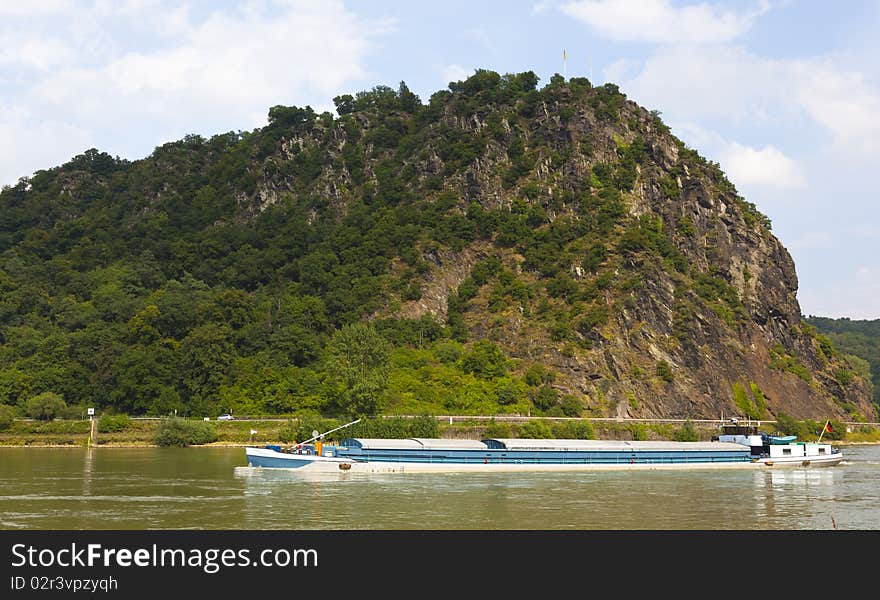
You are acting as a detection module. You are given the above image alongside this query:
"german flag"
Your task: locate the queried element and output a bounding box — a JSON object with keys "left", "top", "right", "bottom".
{"left": 825, "top": 421, "right": 833, "bottom": 433}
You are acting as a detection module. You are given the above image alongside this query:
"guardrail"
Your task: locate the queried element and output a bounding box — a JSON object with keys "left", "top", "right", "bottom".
{"left": 12, "top": 415, "right": 880, "bottom": 427}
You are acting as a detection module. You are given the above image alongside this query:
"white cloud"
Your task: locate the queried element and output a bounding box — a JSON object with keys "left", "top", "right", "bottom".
{"left": 605, "top": 45, "right": 880, "bottom": 160}
{"left": 604, "top": 45, "right": 789, "bottom": 122}
{"left": 0, "top": 106, "right": 92, "bottom": 185}
{"left": 791, "top": 59, "right": 880, "bottom": 156}
{"left": 0, "top": 1, "right": 73, "bottom": 16}
{"left": 561, "top": 0, "right": 770, "bottom": 44}
{"left": 0, "top": 0, "right": 394, "bottom": 185}
{"left": 719, "top": 142, "right": 805, "bottom": 189}
{"left": 0, "top": 34, "right": 74, "bottom": 70}
{"left": 656, "top": 121, "right": 804, "bottom": 195}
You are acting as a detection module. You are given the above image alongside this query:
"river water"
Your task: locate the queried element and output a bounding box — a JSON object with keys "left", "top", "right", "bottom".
{"left": 1, "top": 445, "right": 878, "bottom": 530}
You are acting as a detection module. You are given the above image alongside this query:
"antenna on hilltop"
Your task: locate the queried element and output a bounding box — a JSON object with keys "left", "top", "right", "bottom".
{"left": 563, "top": 49, "right": 567, "bottom": 79}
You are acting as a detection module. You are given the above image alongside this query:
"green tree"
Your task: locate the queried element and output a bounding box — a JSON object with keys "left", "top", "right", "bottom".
{"left": 460, "top": 340, "right": 507, "bottom": 379}
{"left": 324, "top": 323, "right": 391, "bottom": 416}
{"left": 530, "top": 384, "right": 558, "bottom": 412}
{"left": 0, "top": 404, "right": 16, "bottom": 430}
{"left": 26, "top": 392, "right": 67, "bottom": 421}
{"left": 180, "top": 324, "right": 234, "bottom": 413}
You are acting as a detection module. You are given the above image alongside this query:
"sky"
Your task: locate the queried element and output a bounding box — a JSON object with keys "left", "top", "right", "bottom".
{"left": 1, "top": 0, "right": 878, "bottom": 319}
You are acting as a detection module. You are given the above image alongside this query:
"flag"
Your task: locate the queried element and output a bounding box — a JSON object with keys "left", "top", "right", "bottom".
{"left": 824, "top": 421, "right": 832, "bottom": 433}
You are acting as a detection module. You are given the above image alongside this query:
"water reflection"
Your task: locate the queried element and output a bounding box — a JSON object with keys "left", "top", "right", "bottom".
{"left": 81, "top": 447, "right": 95, "bottom": 498}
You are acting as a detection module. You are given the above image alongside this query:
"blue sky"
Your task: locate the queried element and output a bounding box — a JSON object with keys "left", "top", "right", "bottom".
{"left": 1, "top": 0, "right": 878, "bottom": 319}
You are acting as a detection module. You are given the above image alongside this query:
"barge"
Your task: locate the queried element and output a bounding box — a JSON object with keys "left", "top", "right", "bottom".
{"left": 244, "top": 419, "right": 843, "bottom": 473}
{"left": 245, "top": 437, "right": 761, "bottom": 473}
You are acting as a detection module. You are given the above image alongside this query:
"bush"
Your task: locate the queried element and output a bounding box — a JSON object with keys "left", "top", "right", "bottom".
{"left": 154, "top": 419, "right": 218, "bottom": 447}
{"left": 346, "top": 415, "right": 441, "bottom": 440}
{"left": 517, "top": 420, "right": 553, "bottom": 438}
{"left": 524, "top": 364, "right": 554, "bottom": 387}
{"left": 26, "top": 392, "right": 67, "bottom": 421}
{"left": 0, "top": 405, "right": 16, "bottom": 430}
{"left": 460, "top": 340, "right": 508, "bottom": 379}
{"left": 58, "top": 405, "right": 85, "bottom": 420}
{"left": 98, "top": 414, "right": 132, "bottom": 433}
{"left": 483, "top": 420, "right": 511, "bottom": 438}
{"left": 655, "top": 360, "right": 674, "bottom": 383}
{"left": 432, "top": 340, "right": 463, "bottom": 364}
{"left": 408, "top": 414, "right": 440, "bottom": 438}
{"left": 773, "top": 412, "right": 803, "bottom": 437}
{"left": 559, "top": 395, "right": 584, "bottom": 417}
{"left": 530, "top": 385, "right": 558, "bottom": 412}
{"left": 348, "top": 416, "right": 410, "bottom": 439}
{"left": 629, "top": 423, "right": 648, "bottom": 441}
{"left": 550, "top": 420, "right": 594, "bottom": 439}
{"left": 835, "top": 369, "right": 854, "bottom": 388}
{"left": 673, "top": 420, "right": 700, "bottom": 442}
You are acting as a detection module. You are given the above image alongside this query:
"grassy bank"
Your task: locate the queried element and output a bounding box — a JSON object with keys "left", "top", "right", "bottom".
{"left": 0, "top": 419, "right": 290, "bottom": 447}
{"left": 2, "top": 416, "right": 879, "bottom": 447}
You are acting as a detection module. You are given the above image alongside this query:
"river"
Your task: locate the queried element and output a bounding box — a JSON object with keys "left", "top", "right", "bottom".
{"left": 1, "top": 445, "right": 878, "bottom": 529}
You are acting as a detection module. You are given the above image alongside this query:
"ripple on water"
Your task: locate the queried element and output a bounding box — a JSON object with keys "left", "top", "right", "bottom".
{"left": 3, "top": 446, "right": 880, "bottom": 529}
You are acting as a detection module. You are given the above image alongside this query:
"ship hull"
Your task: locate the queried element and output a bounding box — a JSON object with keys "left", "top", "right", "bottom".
{"left": 755, "top": 453, "right": 844, "bottom": 467}
{"left": 245, "top": 437, "right": 844, "bottom": 473}
{"left": 245, "top": 445, "right": 759, "bottom": 473}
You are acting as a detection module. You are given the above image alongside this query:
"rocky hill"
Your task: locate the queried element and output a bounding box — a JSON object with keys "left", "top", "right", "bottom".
{"left": 0, "top": 70, "right": 874, "bottom": 421}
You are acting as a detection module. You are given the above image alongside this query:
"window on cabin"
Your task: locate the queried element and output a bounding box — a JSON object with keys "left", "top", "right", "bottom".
{"left": 783, "top": 448, "right": 791, "bottom": 455}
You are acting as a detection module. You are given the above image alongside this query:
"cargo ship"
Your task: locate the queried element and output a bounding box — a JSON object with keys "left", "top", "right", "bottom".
{"left": 243, "top": 419, "right": 843, "bottom": 473}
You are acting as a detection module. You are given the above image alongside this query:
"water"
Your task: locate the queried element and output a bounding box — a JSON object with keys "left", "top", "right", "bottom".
{"left": 1, "top": 445, "right": 879, "bottom": 529}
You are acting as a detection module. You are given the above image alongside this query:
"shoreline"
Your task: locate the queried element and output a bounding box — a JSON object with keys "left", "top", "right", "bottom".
{"left": 3, "top": 439, "right": 879, "bottom": 449}
{"left": 3, "top": 417, "right": 878, "bottom": 448}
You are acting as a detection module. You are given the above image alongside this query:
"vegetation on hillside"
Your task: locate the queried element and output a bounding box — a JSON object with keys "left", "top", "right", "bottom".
{"left": 0, "top": 68, "right": 860, "bottom": 422}
{"left": 807, "top": 317, "right": 879, "bottom": 405}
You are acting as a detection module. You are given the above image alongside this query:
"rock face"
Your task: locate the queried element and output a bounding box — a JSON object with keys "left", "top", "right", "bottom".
{"left": 323, "top": 76, "right": 873, "bottom": 422}
{"left": 196, "top": 78, "right": 871, "bottom": 422}
{"left": 5, "top": 72, "right": 874, "bottom": 421}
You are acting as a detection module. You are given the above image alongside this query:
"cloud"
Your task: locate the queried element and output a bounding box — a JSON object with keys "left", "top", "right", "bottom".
{"left": 791, "top": 59, "right": 880, "bottom": 156}
{"left": 0, "top": 1, "right": 73, "bottom": 17}
{"left": 0, "top": 0, "right": 394, "bottom": 185}
{"left": 605, "top": 45, "right": 880, "bottom": 160}
{"left": 0, "top": 33, "right": 74, "bottom": 70}
{"left": 719, "top": 142, "right": 805, "bottom": 189}
{"left": 0, "top": 106, "right": 92, "bottom": 186}
{"left": 560, "top": 0, "right": 770, "bottom": 44}
{"left": 655, "top": 120, "right": 804, "bottom": 195}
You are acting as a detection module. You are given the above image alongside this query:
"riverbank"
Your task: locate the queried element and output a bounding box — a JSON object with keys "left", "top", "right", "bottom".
{"left": 3, "top": 417, "right": 879, "bottom": 447}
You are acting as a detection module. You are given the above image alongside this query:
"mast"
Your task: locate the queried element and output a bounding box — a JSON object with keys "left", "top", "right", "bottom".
{"left": 300, "top": 418, "right": 361, "bottom": 445}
